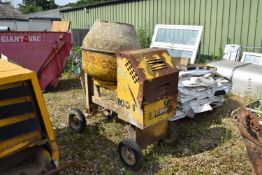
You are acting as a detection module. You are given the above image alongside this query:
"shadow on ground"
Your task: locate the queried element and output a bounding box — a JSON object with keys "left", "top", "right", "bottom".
{"left": 45, "top": 78, "right": 82, "bottom": 93}
{"left": 49, "top": 77, "right": 244, "bottom": 174}
{"left": 55, "top": 124, "right": 120, "bottom": 174}
{"left": 55, "top": 121, "right": 161, "bottom": 175}
{"left": 140, "top": 97, "right": 241, "bottom": 173}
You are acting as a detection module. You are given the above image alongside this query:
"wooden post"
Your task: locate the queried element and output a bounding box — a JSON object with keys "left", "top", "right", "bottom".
{"left": 84, "top": 73, "right": 90, "bottom": 112}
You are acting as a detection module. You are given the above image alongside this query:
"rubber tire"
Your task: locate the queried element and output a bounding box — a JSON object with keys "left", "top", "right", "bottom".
{"left": 118, "top": 139, "right": 143, "bottom": 170}
{"left": 101, "top": 109, "right": 115, "bottom": 120}
{"left": 48, "top": 160, "right": 59, "bottom": 175}
{"left": 68, "top": 109, "right": 86, "bottom": 133}
{"left": 163, "top": 122, "right": 180, "bottom": 146}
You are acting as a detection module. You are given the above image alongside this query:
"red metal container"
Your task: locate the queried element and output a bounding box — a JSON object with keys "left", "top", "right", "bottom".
{"left": 0, "top": 32, "right": 72, "bottom": 90}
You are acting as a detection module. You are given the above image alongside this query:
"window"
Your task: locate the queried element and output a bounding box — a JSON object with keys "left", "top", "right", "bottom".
{"left": 151, "top": 25, "right": 203, "bottom": 64}
{"left": 241, "top": 52, "right": 262, "bottom": 65}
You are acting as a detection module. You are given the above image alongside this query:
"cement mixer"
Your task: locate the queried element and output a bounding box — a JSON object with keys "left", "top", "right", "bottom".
{"left": 81, "top": 20, "right": 141, "bottom": 86}
{"left": 68, "top": 20, "right": 179, "bottom": 170}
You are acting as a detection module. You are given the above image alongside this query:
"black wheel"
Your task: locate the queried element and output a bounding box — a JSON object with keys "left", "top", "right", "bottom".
{"left": 68, "top": 109, "right": 86, "bottom": 133}
{"left": 101, "top": 109, "right": 115, "bottom": 120}
{"left": 118, "top": 139, "right": 143, "bottom": 170}
{"left": 46, "top": 160, "right": 59, "bottom": 175}
{"left": 163, "top": 121, "right": 180, "bottom": 146}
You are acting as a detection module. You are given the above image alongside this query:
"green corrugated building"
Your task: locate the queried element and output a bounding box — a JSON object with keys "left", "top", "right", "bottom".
{"left": 61, "top": 0, "right": 262, "bottom": 56}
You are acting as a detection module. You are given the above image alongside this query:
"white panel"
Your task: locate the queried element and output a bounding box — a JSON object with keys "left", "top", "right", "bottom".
{"left": 151, "top": 24, "right": 203, "bottom": 64}
{"left": 241, "top": 52, "right": 262, "bottom": 65}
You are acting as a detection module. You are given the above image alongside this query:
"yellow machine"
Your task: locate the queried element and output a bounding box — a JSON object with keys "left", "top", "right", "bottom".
{"left": 0, "top": 59, "right": 59, "bottom": 174}
{"left": 68, "top": 48, "right": 179, "bottom": 170}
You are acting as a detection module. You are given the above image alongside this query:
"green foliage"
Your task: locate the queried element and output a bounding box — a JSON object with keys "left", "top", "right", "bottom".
{"left": 18, "top": 0, "right": 58, "bottom": 14}
{"left": 137, "top": 26, "right": 152, "bottom": 48}
{"left": 63, "top": 0, "right": 106, "bottom": 8}
{"left": 257, "top": 100, "right": 262, "bottom": 117}
{"left": 197, "top": 55, "right": 218, "bottom": 64}
{"left": 244, "top": 78, "right": 255, "bottom": 105}
{"left": 221, "top": 129, "right": 231, "bottom": 143}
{"left": 191, "top": 142, "right": 200, "bottom": 153}
{"left": 75, "top": 0, "right": 104, "bottom": 5}
{"left": 227, "top": 38, "right": 232, "bottom": 44}
{"left": 64, "top": 47, "right": 82, "bottom": 74}
{"left": 197, "top": 47, "right": 223, "bottom": 64}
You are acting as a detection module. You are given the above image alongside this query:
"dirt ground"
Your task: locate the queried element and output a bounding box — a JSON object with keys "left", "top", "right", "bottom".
{"left": 43, "top": 75, "right": 253, "bottom": 175}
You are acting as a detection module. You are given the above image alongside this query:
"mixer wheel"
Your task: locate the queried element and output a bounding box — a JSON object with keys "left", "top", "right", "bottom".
{"left": 47, "top": 160, "right": 59, "bottom": 175}
{"left": 68, "top": 109, "right": 86, "bottom": 133}
{"left": 101, "top": 108, "right": 115, "bottom": 120}
{"left": 118, "top": 139, "right": 143, "bottom": 170}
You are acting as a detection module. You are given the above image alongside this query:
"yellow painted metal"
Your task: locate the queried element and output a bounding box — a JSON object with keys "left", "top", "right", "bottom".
{"left": 82, "top": 50, "right": 117, "bottom": 84}
{"left": 0, "top": 59, "right": 59, "bottom": 162}
{"left": 0, "top": 131, "right": 41, "bottom": 157}
{"left": 143, "top": 97, "right": 175, "bottom": 127}
{"left": 163, "top": 52, "right": 175, "bottom": 68}
{"left": 0, "top": 113, "right": 35, "bottom": 127}
{"left": 117, "top": 49, "right": 177, "bottom": 129}
{"left": 0, "top": 81, "right": 24, "bottom": 91}
{"left": 81, "top": 20, "right": 141, "bottom": 86}
{"left": 140, "top": 119, "right": 168, "bottom": 139}
{"left": 0, "top": 96, "right": 31, "bottom": 107}
{"left": 138, "top": 58, "right": 155, "bottom": 80}
{"left": 117, "top": 57, "right": 143, "bottom": 128}
{"left": 93, "top": 79, "right": 117, "bottom": 91}
{"left": 87, "top": 48, "right": 178, "bottom": 147}
{"left": 136, "top": 119, "right": 168, "bottom": 149}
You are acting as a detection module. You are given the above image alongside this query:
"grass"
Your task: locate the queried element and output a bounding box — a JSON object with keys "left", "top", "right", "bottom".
{"left": 43, "top": 75, "right": 253, "bottom": 175}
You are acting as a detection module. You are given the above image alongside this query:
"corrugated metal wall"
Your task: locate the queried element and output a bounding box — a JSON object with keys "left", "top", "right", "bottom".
{"left": 61, "top": 0, "right": 262, "bottom": 56}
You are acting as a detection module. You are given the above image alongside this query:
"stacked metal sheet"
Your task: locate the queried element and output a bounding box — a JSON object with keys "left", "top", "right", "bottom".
{"left": 170, "top": 69, "right": 232, "bottom": 121}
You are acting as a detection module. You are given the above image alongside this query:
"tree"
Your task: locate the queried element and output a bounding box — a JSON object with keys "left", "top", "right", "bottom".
{"left": 75, "top": 0, "right": 104, "bottom": 5}
{"left": 63, "top": 0, "right": 105, "bottom": 8}
{"left": 18, "top": 0, "right": 58, "bottom": 14}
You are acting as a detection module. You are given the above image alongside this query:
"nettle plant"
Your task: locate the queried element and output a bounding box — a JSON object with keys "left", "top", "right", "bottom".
{"left": 244, "top": 78, "right": 262, "bottom": 117}
{"left": 137, "top": 25, "right": 152, "bottom": 48}
{"left": 257, "top": 100, "right": 262, "bottom": 117}
{"left": 244, "top": 78, "right": 255, "bottom": 105}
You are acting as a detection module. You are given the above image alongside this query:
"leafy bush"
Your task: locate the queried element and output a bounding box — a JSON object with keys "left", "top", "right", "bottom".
{"left": 137, "top": 26, "right": 152, "bottom": 48}
{"left": 197, "top": 48, "right": 223, "bottom": 64}
{"left": 64, "top": 47, "right": 82, "bottom": 73}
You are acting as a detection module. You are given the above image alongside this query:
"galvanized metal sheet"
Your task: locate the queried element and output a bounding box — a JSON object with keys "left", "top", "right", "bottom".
{"left": 208, "top": 60, "right": 262, "bottom": 98}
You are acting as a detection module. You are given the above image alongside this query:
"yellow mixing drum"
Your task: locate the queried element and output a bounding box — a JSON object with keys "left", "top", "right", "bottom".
{"left": 81, "top": 20, "right": 141, "bottom": 84}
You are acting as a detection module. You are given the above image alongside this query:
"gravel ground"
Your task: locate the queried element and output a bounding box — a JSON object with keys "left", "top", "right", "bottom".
{"left": 43, "top": 75, "right": 253, "bottom": 175}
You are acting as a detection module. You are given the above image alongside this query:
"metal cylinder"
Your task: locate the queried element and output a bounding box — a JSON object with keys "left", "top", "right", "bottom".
{"left": 82, "top": 50, "right": 117, "bottom": 83}
{"left": 208, "top": 60, "right": 262, "bottom": 97}
{"left": 82, "top": 20, "right": 141, "bottom": 84}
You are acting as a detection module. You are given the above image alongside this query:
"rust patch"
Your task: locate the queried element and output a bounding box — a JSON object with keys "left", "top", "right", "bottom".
{"left": 235, "top": 108, "right": 262, "bottom": 175}
{"left": 82, "top": 50, "right": 117, "bottom": 83}
{"left": 116, "top": 48, "right": 179, "bottom": 106}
